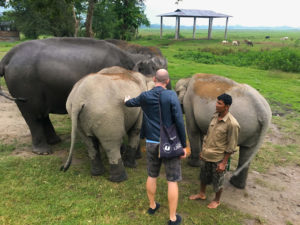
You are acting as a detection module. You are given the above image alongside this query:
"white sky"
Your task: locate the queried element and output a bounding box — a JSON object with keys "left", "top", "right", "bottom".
{"left": 144, "top": 0, "right": 300, "bottom": 28}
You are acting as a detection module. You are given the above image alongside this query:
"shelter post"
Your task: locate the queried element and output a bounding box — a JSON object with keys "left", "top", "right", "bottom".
{"left": 175, "top": 16, "right": 181, "bottom": 39}
{"left": 160, "top": 16, "right": 163, "bottom": 39}
{"left": 208, "top": 18, "right": 213, "bottom": 39}
{"left": 193, "top": 17, "right": 196, "bottom": 39}
{"left": 224, "top": 17, "right": 229, "bottom": 40}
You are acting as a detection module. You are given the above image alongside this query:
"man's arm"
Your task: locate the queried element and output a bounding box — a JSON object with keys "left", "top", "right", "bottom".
{"left": 124, "top": 94, "right": 143, "bottom": 107}
{"left": 217, "top": 122, "right": 240, "bottom": 172}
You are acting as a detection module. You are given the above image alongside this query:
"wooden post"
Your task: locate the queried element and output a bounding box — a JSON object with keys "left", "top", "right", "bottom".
{"left": 208, "top": 17, "right": 213, "bottom": 39}
{"left": 193, "top": 17, "right": 196, "bottom": 39}
{"left": 224, "top": 17, "right": 229, "bottom": 40}
{"left": 175, "top": 16, "right": 179, "bottom": 39}
{"left": 178, "top": 17, "right": 181, "bottom": 39}
{"left": 160, "top": 16, "right": 163, "bottom": 39}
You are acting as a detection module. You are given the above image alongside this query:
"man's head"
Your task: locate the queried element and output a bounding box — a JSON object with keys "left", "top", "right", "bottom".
{"left": 154, "top": 69, "right": 169, "bottom": 86}
{"left": 216, "top": 93, "right": 232, "bottom": 115}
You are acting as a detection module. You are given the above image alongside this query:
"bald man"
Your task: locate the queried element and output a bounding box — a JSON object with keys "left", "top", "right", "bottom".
{"left": 125, "top": 69, "right": 187, "bottom": 225}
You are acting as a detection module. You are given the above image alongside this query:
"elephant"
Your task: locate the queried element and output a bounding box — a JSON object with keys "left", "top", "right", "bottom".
{"left": 175, "top": 74, "right": 272, "bottom": 189}
{"left": 61, "top": 66, "right": 155, "bottom": 182}
{"left": 0, "top": 37, "right": 167, "bottom": 155}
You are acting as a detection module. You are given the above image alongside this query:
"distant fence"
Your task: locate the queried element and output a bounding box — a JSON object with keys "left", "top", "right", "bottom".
{"left": 0, "top": 31, "right": 20, "bottom": 41}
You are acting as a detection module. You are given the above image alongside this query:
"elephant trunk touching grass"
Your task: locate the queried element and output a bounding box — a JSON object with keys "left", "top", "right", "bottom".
{"left": 175, "top": 74, "right": 272, "bottom": 189}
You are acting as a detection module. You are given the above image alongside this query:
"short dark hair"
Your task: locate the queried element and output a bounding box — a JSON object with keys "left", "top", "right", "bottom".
{"left": 217, "top": 93, "right": 232, "bottom": 105}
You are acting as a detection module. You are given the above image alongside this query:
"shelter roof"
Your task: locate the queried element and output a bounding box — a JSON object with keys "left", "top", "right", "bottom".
{"left": 157, "top": 9, "right": 231, "bottom": 18}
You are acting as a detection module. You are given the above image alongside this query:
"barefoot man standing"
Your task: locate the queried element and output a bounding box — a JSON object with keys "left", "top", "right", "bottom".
{"left": 189, "top": 93, "right": 240, "bottom": 209}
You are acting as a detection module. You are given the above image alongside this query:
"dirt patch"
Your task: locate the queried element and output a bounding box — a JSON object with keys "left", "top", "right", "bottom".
{"left": 0, "top": 96, "right": 299, "bottom": 225}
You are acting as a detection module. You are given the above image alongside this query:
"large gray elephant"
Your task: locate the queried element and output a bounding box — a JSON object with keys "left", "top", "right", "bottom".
{"left": 0, "top": 37, "right": 166, "bottom": 155}
{"left": 175, "top": 74, "right": 272, "bottom": 189}
{"left": 61, "top": 66, "right": 154, "bottom": 182}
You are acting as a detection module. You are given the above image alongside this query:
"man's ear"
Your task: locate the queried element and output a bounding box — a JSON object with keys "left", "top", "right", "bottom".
{"left": 166, "top": 79, "right": 170, "bottom": 85}
{"left": 153, "top": 76, "right": 156, "bottom": 82}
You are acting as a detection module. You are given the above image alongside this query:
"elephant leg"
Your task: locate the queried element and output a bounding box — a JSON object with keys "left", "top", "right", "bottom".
{"left": 22, "top": 112, "right": 52, "bottom": 154}
{"left": 185, "top": 110, "right": 202, "bottom": 167}
{"left": 230, "top": 146, "right": 252, "bottom": 189}
{"left": 42, "top": 115, "right": 61, "bottom": 145}
{"left": 102, "top": 141, "right": 127, "bottom": 182}
{"left": 77, "top": 129, "right": 105, "bottom": 176}
{"left": 122, "top": 114, "right": 142, "bottom": 168}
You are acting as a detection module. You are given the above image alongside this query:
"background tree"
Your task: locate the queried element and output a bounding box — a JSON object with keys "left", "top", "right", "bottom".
{"left": 92, "top": 0, "right": 149, "bottom": 40}
{"left": 3, "top": 0, "right": 75, "bottom": 38}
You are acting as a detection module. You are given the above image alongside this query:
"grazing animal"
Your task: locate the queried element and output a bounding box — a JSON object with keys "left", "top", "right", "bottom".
{"left": 280, "top": 37, "right": 289, "bottom": 41}
{"left": 265, "top": 36, "right": 270, "bottom": 39}
{"left": 222, "top": 40, "right": 229, "bottom": 45}
{"left": 175, "top": 74, "right": 272, "bottom": 189}
{"left": 232, "top": 40, "right": 240, "bottom": 46}
{"left": 244, "top": 40, "right": 253, "bottom": 46}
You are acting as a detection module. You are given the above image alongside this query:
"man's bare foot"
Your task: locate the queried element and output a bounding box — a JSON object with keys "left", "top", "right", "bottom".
{"left": 189, "top": 193, "right": 206, "bottom": 200}
{"left": 207, "top": 201, "right": 220, "bottom": 209}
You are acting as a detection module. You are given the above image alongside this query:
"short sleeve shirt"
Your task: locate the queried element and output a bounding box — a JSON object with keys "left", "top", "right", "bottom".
{"left": 200, "top": 112, "right": 240, "bottom": 162}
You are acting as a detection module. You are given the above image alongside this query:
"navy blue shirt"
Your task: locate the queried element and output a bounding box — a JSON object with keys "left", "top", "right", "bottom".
{"left": 125, "top": 86, "right": 186, "bottom": 148}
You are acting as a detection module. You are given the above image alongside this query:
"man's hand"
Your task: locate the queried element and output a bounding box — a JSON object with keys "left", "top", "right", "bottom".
{"left": 124, "top": 95, "right": 131, "bottom": 103}
{"left": 180, "top": 148, "right": 187, "bottom": 159}
{"left": 216, "top": 161, "right": 226, "bottom": 172}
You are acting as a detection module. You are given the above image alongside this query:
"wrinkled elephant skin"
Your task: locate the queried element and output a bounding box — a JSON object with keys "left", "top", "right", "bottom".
{"left": 61, "top": 66, "right": 154, "bottom": 182}
{"left": 175, "top": 74, "right": 272, "bottom": 188}
{"left": 0, "top": 38, "right": 166, "bottom": 154}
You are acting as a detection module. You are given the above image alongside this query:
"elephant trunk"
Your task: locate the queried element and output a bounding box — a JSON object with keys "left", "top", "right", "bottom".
{"left": 60, "top": 103, "right": 85, "bottom": 172}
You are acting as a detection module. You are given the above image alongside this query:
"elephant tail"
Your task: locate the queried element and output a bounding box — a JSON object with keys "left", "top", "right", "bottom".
{"left": 60, "top": 102, "right": 85, "bottom": 172}
{"left": 233, "top": 105, "right": 271, "bottom": 177}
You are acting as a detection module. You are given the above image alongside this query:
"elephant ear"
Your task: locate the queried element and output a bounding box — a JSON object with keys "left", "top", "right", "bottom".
{"left": 133, "top": 56, "right": 167, "bottom": 76}
{"left": 175, "top": 78, "right": 191, "bottom": 104}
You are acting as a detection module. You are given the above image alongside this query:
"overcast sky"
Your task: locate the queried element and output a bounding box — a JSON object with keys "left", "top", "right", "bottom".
{"left": 144, "top": 0, "right": 300, "bottom": 28}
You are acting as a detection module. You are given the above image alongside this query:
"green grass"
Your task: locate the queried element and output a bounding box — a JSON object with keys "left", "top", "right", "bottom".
{"left": 0, "top": 28, "right": 300, "bottom": 224}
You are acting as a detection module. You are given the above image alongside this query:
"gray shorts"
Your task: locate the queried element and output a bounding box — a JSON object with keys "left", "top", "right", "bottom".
{"left": 146, "top": 142, "right": 182, "bottom": 182}
{"left": 199, "top": 160, "right": 226, "bottom": 193}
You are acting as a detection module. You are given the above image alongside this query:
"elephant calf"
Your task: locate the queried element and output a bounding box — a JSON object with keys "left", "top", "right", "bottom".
{"left": 61, "top": 66, "right": 154, "bottom": 182}
{"left": 175, "top": 74, "right": 272, "bottom": 189}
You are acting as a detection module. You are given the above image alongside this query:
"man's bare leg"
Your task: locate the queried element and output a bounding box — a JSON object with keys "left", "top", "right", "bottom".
{"left": 146, "top": 176, "right": 157, "bottom": 209}
{"left": 189, "top": 182, "right": 207, "bottom": 200}
{"left": 207, "top": 188, "right": 222, "bottom": 209}
{"left": 168, "top": 181, "right": 178, "bottom": 221}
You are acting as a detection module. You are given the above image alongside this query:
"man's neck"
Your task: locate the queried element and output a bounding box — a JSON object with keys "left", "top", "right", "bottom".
{"left": 155, "top": 83, "right": 166, "bottom": 89}
{"left": 218, "top": 111, "right": 228, "bottom": 120}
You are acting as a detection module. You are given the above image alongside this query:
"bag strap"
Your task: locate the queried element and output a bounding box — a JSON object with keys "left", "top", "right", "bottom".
{"left": 158, "top": 89, "right": 164, "bottom": 126}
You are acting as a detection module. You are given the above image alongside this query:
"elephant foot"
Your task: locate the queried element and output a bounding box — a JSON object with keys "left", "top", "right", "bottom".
{"left": 91, "top": 167, "right": 105, "bottom": 176}
{"left": 32, "top": 144, "right": 52, "bottom": 155}
{"left": 91, "top": 163, "right": 105, "bottom": 176}
{"left": 47, "top": 135, "right": 61, "bottom": 145}
{"left": 109, "top": 160, "right": 128, "bottom": 182}
{"left": 188, "top": 157, "right": 201, "bottom": 167}
{"left": 229, "top": 176, "right": 246, "bottom": 189}
{"left": 135, "top": 147, "right": 142, "bottom": 159}
{"left": 122, "top": 147, "right": 137, "bottom": 168}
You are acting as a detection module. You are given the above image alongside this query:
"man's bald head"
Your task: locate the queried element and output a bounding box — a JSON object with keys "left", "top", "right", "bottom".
{"left": 155, "top": 69, "right": 169, "bottom": 84}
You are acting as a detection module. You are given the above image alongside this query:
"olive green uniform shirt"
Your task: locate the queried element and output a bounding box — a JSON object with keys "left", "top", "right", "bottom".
{"left": 200, "top": 112, "right": 240, "bottom": 162}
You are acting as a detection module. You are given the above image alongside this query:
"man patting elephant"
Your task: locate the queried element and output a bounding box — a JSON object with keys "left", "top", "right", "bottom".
{"left": 61, "top": 66, "right": 154, "bottom": 182}
{"left": 125, "top": 69, "right": 187, "bottom": 225}
{"left": 0, "top": 37, "right": 166, "bottom": 155}
{"left": 189, "top": 93, "right": 240, "bottom": 209}
{"left": 175, "top": 74, "right": 271, "bottom": 189}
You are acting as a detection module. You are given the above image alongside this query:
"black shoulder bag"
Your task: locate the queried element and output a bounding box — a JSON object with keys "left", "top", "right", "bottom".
{"left": 158, "top": 91, "right": 184, "bottom": 159}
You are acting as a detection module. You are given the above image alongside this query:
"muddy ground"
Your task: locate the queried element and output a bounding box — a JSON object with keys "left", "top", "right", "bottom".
{"left": 0, "top": 96, "right": 299, "bottom": 225}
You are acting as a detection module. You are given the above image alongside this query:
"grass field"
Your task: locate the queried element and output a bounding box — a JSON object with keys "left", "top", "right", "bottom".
{"left": 0, "top": 29, "right": 300, "bottom": 225}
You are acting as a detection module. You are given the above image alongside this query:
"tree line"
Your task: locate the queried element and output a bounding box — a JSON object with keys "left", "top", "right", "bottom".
{"left": 0, "top": 0, "right": 150, "bottom": 40}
